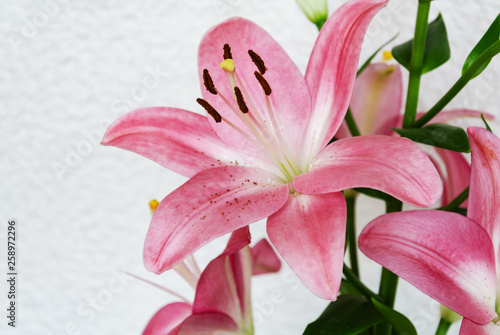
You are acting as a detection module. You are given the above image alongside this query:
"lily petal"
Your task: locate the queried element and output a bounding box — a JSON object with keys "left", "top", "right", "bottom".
{"left": 359, "top": 210, "right": 497, "bottom": 324}
{"left": 251, "top": 239, "right": 282, "bottom": 275}
{"left": 199, "top": 17, "right": 311, "bottom": 160}
{"left": 178, "top": 312, "right": 240, "bottom": 334}
{"left": 192, "top": 244, "right": 253, "bottom": 329}
{"left": 293, "top": 135, "right": 442, "bottom": 207}
{"left": 267, "top": 192, "right": 346, "bottom": 300}
{"left": 101, "top": 107, "right": 274, "bottom": 178}
{"left": 144, "top": 166, "right": 289, "bottom": 273}
{"left": 303, "top": 0, "right": 389, "bottom": 157}
{"left": 468, "top": 127, "right": 500, "bottom": 254}
{"left": 342, "top": 63, "right": 403, "bottom": 137}
{"left": 435, "top": 148, "right": 470, "bottom": 207}
{"left": 460, "top": 318, "right": 499, "bottom": 335}
{"left": 142, "top": 302, "right": 192, "bottom": 335}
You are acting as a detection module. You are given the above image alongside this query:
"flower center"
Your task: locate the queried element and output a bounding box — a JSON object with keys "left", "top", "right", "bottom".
{"left": 197, "top": 44, "right": 302, "bottom": 183}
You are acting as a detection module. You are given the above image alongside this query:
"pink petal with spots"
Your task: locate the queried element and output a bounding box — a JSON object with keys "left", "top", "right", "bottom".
{"left": 143, "top": 166, "right": 289, "bottom": 273}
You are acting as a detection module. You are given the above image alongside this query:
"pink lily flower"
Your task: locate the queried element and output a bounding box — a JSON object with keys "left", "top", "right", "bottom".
{"left": 102, "top": 0, "right": 442, "bottom": 300}
{"left": 359, "top": 127, "right": 500, "bottom": 333}
{"left": 143, "top": 227, "right": 281, "bottom": 335}
{"left": 337, "top": 61, "right": 494, "bottom": 138}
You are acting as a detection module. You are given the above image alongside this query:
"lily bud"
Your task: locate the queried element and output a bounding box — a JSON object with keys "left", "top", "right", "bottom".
{"left": 295, "top": 0, "right": 328, "bottom": 29}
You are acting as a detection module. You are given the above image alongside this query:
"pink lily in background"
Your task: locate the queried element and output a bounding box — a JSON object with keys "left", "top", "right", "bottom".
{"left": 102, "top": 0, "right": 442, "bottom": 300}
{"left": 336, "top": 60, "right": 493, "bottom": 208}
{"left": 359, "top": 127, "right": 500, "bottom": 333}
{"left": 337, "top": 60, "right": 494, "bottom": 138}
{"left": 143, "top": 227, "right": 281, "bottom": 335}
{"left": 433, "top": 147, "right": 470, "bottom": 208}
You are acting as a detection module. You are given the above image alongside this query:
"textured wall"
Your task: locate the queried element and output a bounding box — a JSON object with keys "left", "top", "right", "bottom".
{"left": 1, "top": 0, "right": 500, "bottom": 334}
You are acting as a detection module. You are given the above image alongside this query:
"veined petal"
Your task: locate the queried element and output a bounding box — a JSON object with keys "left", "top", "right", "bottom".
{"left": 293, "top": 135, "right": 442, "bottom": 207}
{"left": 199, "top": 17, "right": 311, "bottom": 160}
{"left": 359, "top": 210, "right": 497, "bottom": 324}
{"left": 144, "top": 166, "right": 289, "bottom": 273}
{"left": 349, "top": 63, "right": 403, "bottom": 136}
{"left": 101, "top": 107, "right": 274, "bottom": 178}
{"left": 267, "top": 192, "right": 346, "bottom": 300}
{"left": 251, "top": 239, "right": 282, "bottom": 275}
{"left": 303, "top": 0, "right": 389, "bottom": 158}
{"left": 435, "top": 148, "right": 470, "bottom": 207}
{"left": 460, "top": 318, "right": 499, "bottom": 335}
{"left": 143, "top": 302, "right": 192, "bottom": 335}
{"left": 468, "top": 127, "right": 500, "bottom": 257}
{"left": 178, "top": 312, "right": 240, "bottom": 334}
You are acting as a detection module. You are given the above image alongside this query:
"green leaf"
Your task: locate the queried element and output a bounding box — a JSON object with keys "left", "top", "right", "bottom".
{"left": 392, "top": 14, "right": 450, "bottom": 74}
{"left": 393, "top": 123, "right": 470, "bottom": 152}
{"left": 339, "top": 279, "right": 363, "bottom": 297}
{"left": 463, "top": 14, "right": 500, "bottom": 78}
{"left": 371, "top": 298, "right": 417, "bottom": 335}
{"left": 303, "top": 295, "right": 384, "bottom": 335}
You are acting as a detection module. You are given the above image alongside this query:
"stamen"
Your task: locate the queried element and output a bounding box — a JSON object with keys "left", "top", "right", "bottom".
{"left": 196, "top": 98, "right": 222, "bottom": 123}
{"left": 223, "top": 43, "right": 233, "bottom": 60}
{"left": 248, "top": 50, "right": 267, "bottom": 74}
{"left": 125, "top": 272, "right": 191, "bottom": 304}
{"left": 254, "top": 71, "right": 272, "bottom": 96}
{"left": 234, "top": 87, "right": 249, "bottom": 114}
{"left": 149, "top": 199, "right": 159, "bottom": 211}
{"left": 203, "top": 69, "right": 217, "bottom": 95}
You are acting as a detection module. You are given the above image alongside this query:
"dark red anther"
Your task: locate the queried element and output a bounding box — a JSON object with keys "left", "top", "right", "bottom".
{"left": 223, "top": 44, "right": 233, "bottom": 60}
{"left": 197, "top": 98, "right": 222, "bottom": 122}
{"left": 203, "top": 69, "right": 217, "bottom": 95}
{"left": 234, "top": 87, "right": 249, "bottom": 114}
{"left": 248, "top": 50, "right": 267, "bottom": 74}
{"left": 254, "top": 71, "right": 272, "bottom": 96}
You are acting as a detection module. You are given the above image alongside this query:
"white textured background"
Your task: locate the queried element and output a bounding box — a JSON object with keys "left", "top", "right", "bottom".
{"left": 1, "top": 0, "right": 500, "bottom": 334}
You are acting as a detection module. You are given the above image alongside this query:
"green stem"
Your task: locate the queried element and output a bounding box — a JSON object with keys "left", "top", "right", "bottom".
{"left": 345, "top": 108, "right": 361, "bottom": 137}
{"left": 343, "top": 264, "right": 382, "bottom": 302}
{"left": 402, "top": 0, "right": 432, "bottom": 128}
{"left": 441, "top": 187, "right": 469, "bottom": 212}
{"left": 315, "top": 19, "right": 326, "bottom": 31}
{"left": 374, "top": 198, "right": 402, "bottom": 335}
{"left": 434, "top": 318, "right": 451, "bottom": 335}
{"left": 346, "top": 195, "right": 359, "bottom": 276}
{"left": 413, "top": 39, "right": 500, "bottom": 128}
